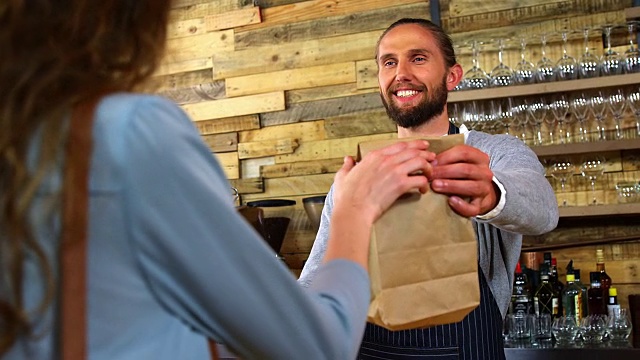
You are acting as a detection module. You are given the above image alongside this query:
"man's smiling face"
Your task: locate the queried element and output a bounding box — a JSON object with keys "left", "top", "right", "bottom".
{"left": 377, "top": 23, "right": 451, "bottom": 129}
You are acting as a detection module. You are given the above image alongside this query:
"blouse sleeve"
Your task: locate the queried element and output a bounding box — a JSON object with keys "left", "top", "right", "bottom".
{"left": 119, "top": 96, "right": 369, "bottom": 359}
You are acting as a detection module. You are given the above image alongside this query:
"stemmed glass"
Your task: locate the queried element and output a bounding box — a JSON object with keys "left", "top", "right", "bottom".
{"left": 514, "top": 37, "right": 536, "bottom": 85}
{"left": 578, "top": 27, "right": 601, "bottom": 78}
{"left": 601, "top": 24, "right": 623, "bottom": 76}
{"left": 464, "top": 40, "right": 490, "bottom": 89}
{"left": 550, "top": 158, "right": 575, "bottom": 206}
{"left": 627, "top": 86, "right": 640, "bottom": 137}
{"left": 589, "top": 90, "right": 608, "bottom": 141}
{"left": 570, "top": 92, "right": 591, "bottom": 142}
{"left": 580, "top": 156, "right": 606, "bottom": 206}
{"left": 448, "top": 102, "right": 463, "bottom": 127}
{"left": 549, "top": 93, "right": 571, "bottom": 144}
{"left": 607, "top": 88, "right": 627, "bottom": 139}
{"left": 527, "top": 97, "right": 548, "bottom": 145}
{"left": 489, "top": 100, "right": 511, "bottom": 135}
{"left": 510, "top": 97, "right": 529, "bottom": 143}
{"left": 490, "top": 38, "right": 515, "bottom": 87}
{"left": 536, "top": 33, "right": 556, "bottom": 82}
{"left": 461, "top": 100, "right": 482, "bottom": 130}
{"left": 624, "top": 21, "right": 640, "bottom": 73}
{"left": 556, "top": 31, "right": 578, "bottom": 81}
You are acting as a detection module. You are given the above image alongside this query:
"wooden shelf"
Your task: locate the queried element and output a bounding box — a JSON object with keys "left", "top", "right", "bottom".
{"left": 530, "top": 138, "right": 640, "bottom": 157}
{"left": 447, "top": 73, "right": 640, "bottom": 103}
{"left": 625, "top": 6, "right": 640, "bottom": 20}
{"left": 558, "top": 202, "right": 640, "bottom": 218}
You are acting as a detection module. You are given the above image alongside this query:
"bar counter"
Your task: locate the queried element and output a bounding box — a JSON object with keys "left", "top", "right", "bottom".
{"left": 505, "top": 340, "right": 639, "bottom": 360}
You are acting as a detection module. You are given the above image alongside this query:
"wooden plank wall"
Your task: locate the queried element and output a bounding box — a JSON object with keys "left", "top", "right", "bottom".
{"left": 148, "top": 0, "right": 639, "bottom": 307}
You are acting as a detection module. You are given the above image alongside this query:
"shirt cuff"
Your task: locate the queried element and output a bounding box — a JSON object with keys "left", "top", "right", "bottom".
{"left": 476, "top": 176, "right": 506, "bottom": 220}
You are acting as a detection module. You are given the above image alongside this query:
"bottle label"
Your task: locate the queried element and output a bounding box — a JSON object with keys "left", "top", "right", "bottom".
{"left": 574, "top": 294, "right": 582, "bottom": 322}
{"left": 551, "top": 298, "right": 558, "bottom": 315}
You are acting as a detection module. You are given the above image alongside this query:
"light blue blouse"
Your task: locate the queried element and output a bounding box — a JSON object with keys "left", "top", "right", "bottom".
{"left": 5, "top": 93, "right": 369, "bottom": 359}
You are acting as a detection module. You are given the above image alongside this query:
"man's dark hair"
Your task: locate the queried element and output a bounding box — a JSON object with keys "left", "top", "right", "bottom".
{"left": 375, "top": 18, "right": 457, "bottom": 69}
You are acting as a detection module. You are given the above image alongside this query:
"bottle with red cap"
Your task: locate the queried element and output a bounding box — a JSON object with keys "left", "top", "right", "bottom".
{"left": 510, "top": 262, "right": 534, "bottom": 316}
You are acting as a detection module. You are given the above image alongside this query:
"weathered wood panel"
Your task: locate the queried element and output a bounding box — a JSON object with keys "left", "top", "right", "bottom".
{"left": 286, "top": 83, "right": 377, "bottom": 104}
{"left": 226, "top": 62, "right": 356, "bottom": 97}
{"left": 242, "top": 157, "right": 276, "bottom": 179}
{"left": 163, "top": 30, "right": 234, "bottom": 64}
{"left": 150, "top": 69, "right": 214, "bottom": 92}
{"left": 450, "top": 0, "right": 567, "bottom": 18}
{"left": 212, "top": 30, "right": 381, "bottom": 79}
{"left": 167, "top": 18, "right": 207, "bottom": 39}
{"left": 158, "top": 81, "right": 226, "bottom": 105}
{"left": 202, "top": 132, "right": 238, "bottom": 153}
{"left": 229, "top": 177, "right": 265, "bottom": 194}
{"left": 241, "top": 0, "right": 426, "bottom": 31}
{"left": 169, "top": 0, "right": 254, "bottom": 20}
{"left": 275, "top": 133, "right": 395, "bottom": 163}
{"left": 356, "top": 59, "right": 378, "bottom": 90}
{"left": 239, "top": 121, "right": 326, "bottom": 143}
{"left": 213, "top": 151, "right": 240, "bottom": 179}
{"left": 324, "top": 109, "right": 396, "bottom": 138}
{"left": 261, "top": 158, "right": 343, "bottom": 178}
{"left": 242, "top": 173, "right": 336, "bottom": 198}
{"left": 155, "top": 57, "right": 213, "bottom": 77}
{"left": 205, "top": 7, "right": 262, "bottom": 31}
{"left": 260, "top": 92, "right": 384, "bottom": 126}
{"left": 234, "top": 2, "right": 430, "bottom": 48}
{"left": 238, "top": 138, "right": 300, "bottom": 159}
{"left": 182, "top": 91, "right": 285, "bottom": 121}
{"left": 194, "top": 115, "right": 261, "bottom": 135}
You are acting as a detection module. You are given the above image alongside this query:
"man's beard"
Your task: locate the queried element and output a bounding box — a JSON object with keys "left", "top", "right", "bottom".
{"left": 381, "top": 78, "right": 448, "bottom": 129}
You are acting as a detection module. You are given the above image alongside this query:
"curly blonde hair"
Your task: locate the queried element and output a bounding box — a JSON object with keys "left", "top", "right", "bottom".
{"left": 0, "top": 0, "right": 172, "bottom": 354}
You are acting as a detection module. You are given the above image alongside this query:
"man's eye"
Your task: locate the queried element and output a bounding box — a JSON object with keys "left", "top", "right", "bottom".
{"left": 384, "top": 60, "right": 397, "bottom": 67}
{"left": 414, "top": 56, "right": 426, "bottom": 62}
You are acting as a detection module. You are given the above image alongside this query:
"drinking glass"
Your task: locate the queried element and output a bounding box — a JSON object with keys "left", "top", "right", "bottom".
{"left": 627, "top": 86, "right": 640, "bottom": 137}
{"left": 578, "top": 27, "right": 601, "bottom": 78}
{"left": 549, "top": 93, "right": 571, "bottom": 143}
{"left": 464, "top": 40, "right": 490, "bottom": 89}
{"left": 461, "top": 100, "right": 482, "bottom": 130}
{"left": 550, "top": 157, "right": 575, "bottom": 206}
{"left": 490, "top": 38, "right": 514, "bottom": 87}
{"left": 589, "top": 90, "right": 608, "bottom": 141}
{"left": 448, "top": 102, "right": 463, "bottom": 127}
{"left": 489, "top": 100, "right": 510, "bottom": 135}
{"left": 580, "top": 315, "right": 607, "bottom": 344}
{"left": 536, "top": 33, "right": 556, "bottom": 82}
{"left": 556, "top": 31, "right": 578, "bottom": 81}
{"left": 509, "top": 97, "right": 529, "bottom": 143}
{"left": 514, "top": 36, "right": 536, "bottom": 84}
{"left": 552, "top": 316, "right": 578, "bottom": 344}
{"left": 607, "top": 88, "right": 626, "bottom": 139}
{"left": 601, "top": 24, "right": 623, "bottom": 76}
{"left": 606, "top": 308, "right": 633, "bottom": 342}
{"left": 624, "top": 21, "right": 640, "bottom": 73}
{"left": 527, "top": 97, "right": 548, "bottom": 145}
{"left": 580, "top": 156, "right": 606, "bottom": 205}
{"left": 570, "top": 92, "right": 591, "bottom": 142}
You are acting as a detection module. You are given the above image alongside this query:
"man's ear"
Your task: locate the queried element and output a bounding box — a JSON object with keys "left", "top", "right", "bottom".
{"left": 446, "top": 64, "right": 464, "bottom": 91}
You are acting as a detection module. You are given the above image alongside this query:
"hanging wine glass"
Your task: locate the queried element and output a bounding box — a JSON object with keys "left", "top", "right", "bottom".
{"left": 589, "top": 90, "right": 608, "bottom": 141}
{"left": 580, "top": 156, "right": 606, "bottom": 206}
{"left": 494, "top": 98, "right": 513, "bottom": 135}
{"left": 490, "top": 38, "right": 515, "bottom": 87}
{"left": 550, "top": 158, "right": 576, "bottom": 206}
{"left": 556, "top": 31, "right": 578, "bottom": 81}
{"left": 624, "top": 20, "right": 640, "bottom": 73}
{"left": 536, "top": 33, "right": 556, "bottom": 82}
{"left": 527, "top": 96, "right": 548, "bottom": 145}
{"left": 514, "top": 36, "right": 536, "bottom": 84}
{"left": 461, "top": 100, "right": 482, "bottom": 130}
{"left": 509, "top": 97, "right": 529, "bottom": 143}
{"left": 601, "top": 24, "right": 623, "bottom": 76}
{"left": 578, "top": 27, "right": 601, "bottom": 78}
{"left": 569, "top": 92, "right": 591, "bottom": 142}
{"left": 626, "top": 86, "right": 640, "bottom": 138}
{"left": 549, "top": 93, "right": 571, "bottom": 144}
{"left": 607, "top": 88, "right": 626, "bottom": 139}
{"left": 448, "top": 102, "right": 463, "bottom": 127}
{"left": 464, "top": 40, "right": 490, "bottom": 89}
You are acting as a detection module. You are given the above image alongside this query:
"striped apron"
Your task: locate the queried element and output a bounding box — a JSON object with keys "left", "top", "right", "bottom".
{"left": 358, "top": 123, "right": 505, "bottom": 359}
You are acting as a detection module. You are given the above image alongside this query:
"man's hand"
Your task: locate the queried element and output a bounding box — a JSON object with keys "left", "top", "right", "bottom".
{"left": 429, "top": 144, "right": 498, "bottom": 217}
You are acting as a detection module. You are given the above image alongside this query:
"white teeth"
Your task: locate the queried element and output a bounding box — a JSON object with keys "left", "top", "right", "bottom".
{"left": 396, "top": 90, "right": 419, "bottom": 97}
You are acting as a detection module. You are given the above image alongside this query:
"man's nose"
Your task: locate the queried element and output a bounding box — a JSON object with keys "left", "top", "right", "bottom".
{"left": 395, "top": 61, "right": 411, "bottom": 82}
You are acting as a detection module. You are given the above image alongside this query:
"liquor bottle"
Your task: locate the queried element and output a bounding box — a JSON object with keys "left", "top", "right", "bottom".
{"left": 573, "top": 269, "right": 589, "bottom": 317}
{"left": 534, "top": 271, "right": 559, "bottom": 317}
{"left": 607, "top": 287, "right": 621, "bottom": 318}
{"left": 587, "top": 272, "right": 606, "bottom": 315}
{"left": 595, "top": 249, "right": 612, "bottom": 311}
{"left": 550, "top": 258, "right": 564, "bottom": 316}
{"left": 510, "top": 262, "right": 533, "bottom": 316}
{"left": 562, "top": 273, "right": 583, "bottom": 323}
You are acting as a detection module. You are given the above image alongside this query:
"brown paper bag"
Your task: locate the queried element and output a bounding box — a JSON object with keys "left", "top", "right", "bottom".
{"left": 357, "top": 135, "right": 479, "bottom": 331}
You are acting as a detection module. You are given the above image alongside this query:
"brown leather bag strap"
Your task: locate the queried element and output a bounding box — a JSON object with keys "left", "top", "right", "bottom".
{"left": 61, "top": 98, "right": 100, "bottom": 360}
{"left": 60, "top": 98, "right": 222, "bottom": 360}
